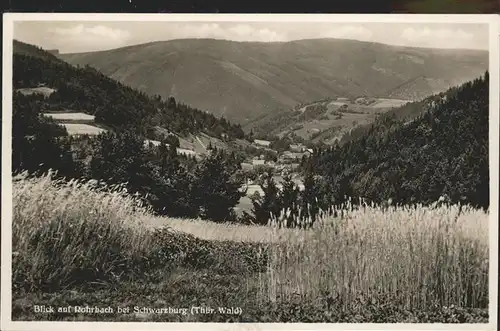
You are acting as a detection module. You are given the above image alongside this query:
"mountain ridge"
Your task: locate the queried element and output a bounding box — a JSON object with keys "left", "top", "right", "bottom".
{"left": 59, "top": 38, "right": 488, "bottom": 124}
{"left": 59, "top": 37, "right": 488, "bottom": 55}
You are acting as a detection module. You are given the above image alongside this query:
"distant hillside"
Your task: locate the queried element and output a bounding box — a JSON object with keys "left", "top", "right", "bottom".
{"left": 244, "top": 96, "right": 411, "bottom": 144}
{"left": 338, "top": 88, "right": 459, "bottom": 145}
{"left": 248, "top": 69, "right": 489, "bottom": 146}
{"left": 305, "top": 72, "right": 489, "bottom": 209}
{"left": 60, "top": 38, "right": 488, "bottom": 124}
{"left": 13, "top": 40, "right": 246, "bottom": 145}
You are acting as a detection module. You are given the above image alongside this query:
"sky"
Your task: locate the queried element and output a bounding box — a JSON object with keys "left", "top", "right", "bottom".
{"left": 13, "top": 21, "right": 490, "bottom": 54}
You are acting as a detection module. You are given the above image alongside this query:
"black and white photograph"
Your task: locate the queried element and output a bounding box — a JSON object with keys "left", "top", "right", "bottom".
{"left": 1, "top": 13, "right": 499, "bottom": 330}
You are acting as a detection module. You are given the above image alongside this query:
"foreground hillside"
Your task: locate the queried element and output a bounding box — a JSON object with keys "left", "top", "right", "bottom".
{"left": 60, "top": 38, "right": 488, "bottom": 124}
{"left": 12, "top": 173, "right": 488, "bottom": 322}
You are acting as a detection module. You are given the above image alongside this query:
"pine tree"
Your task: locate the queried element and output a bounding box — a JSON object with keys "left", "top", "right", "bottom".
{"left": 12, "top": 92, "right": 81, "bottom": 178}
{"left": 89, "top": 130, "right": 151, "bottom": 194}
{"left": 251, "top": 168, "right": 281, "bottom": 225}
{"left": 167, "top": 96, "right": 177, "bottom": 109}
{"left": 192, "top": 149, "right": 245, "bottom": 222}
{"left": 280, "top": 170, "right": 300, "bottom": 227}
{"left": 300, "top": 171, "right": 321, "bottom": 227}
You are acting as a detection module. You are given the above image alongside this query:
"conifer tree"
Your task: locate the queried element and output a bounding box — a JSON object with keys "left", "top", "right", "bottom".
{"left": 192, "top": 149, "right": 245, "bottom": 222}
{"left": 251, "top": 168, "right": 282, "bottom": 225}
{"left": 280, "top": 170, "right": 300, "bottom": 227}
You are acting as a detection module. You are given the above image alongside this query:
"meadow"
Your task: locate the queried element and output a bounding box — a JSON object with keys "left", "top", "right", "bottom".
{"left": 370, "top": 98, "right": 409, "bottom": 109}
{"left": 42, "top": 112, "right": 96, "bottom": 121}
{"left": 62, "top": 123, "right": 107, "bottom": 136}
{"left": 11, "top": 172, "right": 489, "bottom": 323}
{"left": 16, "top": 87, "right": 56, "bottom": 97}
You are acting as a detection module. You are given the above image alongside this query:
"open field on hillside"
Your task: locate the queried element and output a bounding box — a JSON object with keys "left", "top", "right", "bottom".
{"left": 152, "top": 129, "right": 254, "bottom": 158}
{"left": 11, "top": 173, "right": 489, "bottom": 323}
{"left": 328, "top": 98, "right": 409, "bottom": 110}
{"left": 16, "top": 87, "right": 56, "bottom": 97}
{"left": 145, "top": 139, "right": 198, "bottom": 157}
{"left": 62, "top": 123, "right": 107, "bottom": 135}
{"left": 370, "top": 98, "right": 409, "bottom": 108}
{"left": 43, "top": 112, "right": 96, "bottom": 121}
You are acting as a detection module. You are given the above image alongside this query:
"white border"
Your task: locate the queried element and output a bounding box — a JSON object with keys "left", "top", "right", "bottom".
{"left": 1, "top": 13, "right": 499, "bottom": 331}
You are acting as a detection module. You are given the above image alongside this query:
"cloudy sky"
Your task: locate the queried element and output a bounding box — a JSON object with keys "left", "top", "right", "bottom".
{"left": 13, "top": 21, "right": 489, "bottom": 54}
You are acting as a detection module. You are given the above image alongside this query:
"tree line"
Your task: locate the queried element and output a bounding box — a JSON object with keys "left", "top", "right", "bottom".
{"left": 12, "top": 40, "right": 249, "bottom": 223}
{"left": 242, "top": 169, "right": 327, "bottom": 228}
{"left": 13, "top": 90, "right": 326, "bottom": 227}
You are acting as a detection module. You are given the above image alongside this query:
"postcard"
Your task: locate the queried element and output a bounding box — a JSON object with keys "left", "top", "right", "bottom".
{"left": 1, "top": 13, "right": 499, "bottom": 331}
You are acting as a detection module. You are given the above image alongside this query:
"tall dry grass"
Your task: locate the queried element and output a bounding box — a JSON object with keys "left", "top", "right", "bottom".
{"left": 262, "top": 203, "right": 489, "bottom": 310}
{"left": 12, "top": 171, "right": 155, "bottom": 291}
{"left": 147, "top": 216, "right": 289, "bottom": 243}
{"left": 11, "top": 172, "right": 489, "bottom": 313}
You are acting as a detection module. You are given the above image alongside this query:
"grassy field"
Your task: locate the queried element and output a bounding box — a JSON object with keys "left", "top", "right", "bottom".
{"left": 145, "top": 140, "right": 199, "bottom": 158}
{"left": 43, "top": 112, "right": 96, "bottom": 122}
{"left": 11, "top": 172, "right": 489, "bottom": 323}
{"left": 16, "top": 87, "right": 56, "bottom": 97}
{"left": 370, "top": 98, "right": 409, "bottom": 109}
{"left": 62, "top": 123, "right": 107, "bottom": 135}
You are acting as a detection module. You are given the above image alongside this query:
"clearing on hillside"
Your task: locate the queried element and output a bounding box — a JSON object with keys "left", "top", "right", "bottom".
{"left": 248, "top": 97, "right": 412, "bottom": 144}
{"left": 370, "top": 98, "right": 409, "bottom": 108}
{"left": 16, "top": 87, "right": 56, "bottom": 97}
{"left": 144, "top": 139, "right": 199, "bottom": 157}
{"left": 42, "top": 112, "right": 95, "bottom": 122}
{"left": 62, "top": 124, "right": 107, "bottom": 136}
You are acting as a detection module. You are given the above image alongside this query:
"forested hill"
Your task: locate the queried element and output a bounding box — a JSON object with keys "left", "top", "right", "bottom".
{"left": 13, "top": 40, "right": 63, "bottom": 62}
{"left": 304, "top": 72, "right": 489, "bottom": 209}
{"left": 12, "top": 40, "right": 245, "bottom": 140}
